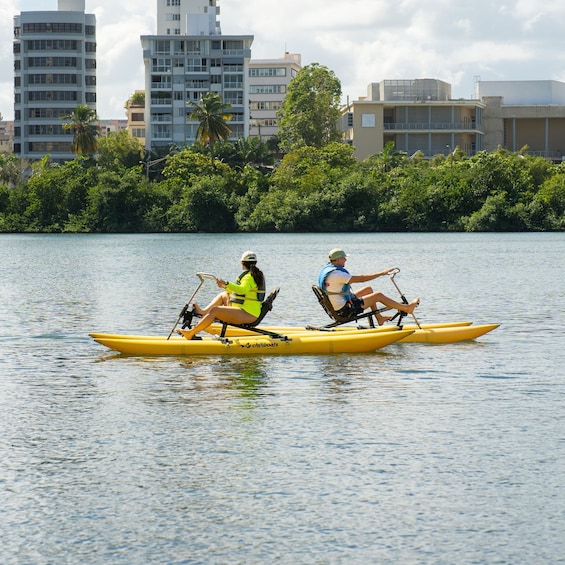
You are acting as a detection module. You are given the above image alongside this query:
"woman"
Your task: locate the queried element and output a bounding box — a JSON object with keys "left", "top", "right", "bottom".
{"left": 181, "top": 250, "right": 266, "bottom": 340}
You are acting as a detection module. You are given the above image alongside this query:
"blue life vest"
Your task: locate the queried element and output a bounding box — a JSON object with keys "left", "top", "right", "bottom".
{"left": 317, "top": 263, "right": 355, "bottom": 301}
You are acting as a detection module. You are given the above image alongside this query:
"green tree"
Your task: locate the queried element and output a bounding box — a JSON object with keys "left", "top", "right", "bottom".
{"left": 188, "top": 92, "right": 233, "bottom": 166}
{"left": 214, "top": 137, "right": 275, "bottom": 169}
{"left": 125, "top": 91, "right": 145, "bottom": 109}
{"left": 363, "top": 141, "right": 407, "bottom": 174}
{"left": 277, "top": 63, "right": 342, "bottom": 152}
{"left": 85, "top": 167, "right": 157, "bottom": 232}
{"left": 169, "top": 176, "right": 235, "bottom": 232}
{"left": 97, "top": 129, "right": 145, "bottom": 169}
{"left": 162, "top": 148, "right": 232, "bottom": 185}
{"left": 0, "top": 154, "right": 28, "bottom": 188}
{"left": 61, "top": 104, "right": 101, "bottom": 155}
{"left": 272, "top": 142, "right": 356, "bottom": 194}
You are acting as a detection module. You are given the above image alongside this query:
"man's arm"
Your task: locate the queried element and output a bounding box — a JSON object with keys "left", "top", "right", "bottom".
{"left": 349, "top": 269, "right": 393, "bottom": 283}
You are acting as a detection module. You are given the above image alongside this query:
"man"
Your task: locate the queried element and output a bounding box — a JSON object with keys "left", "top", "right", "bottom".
{"left": 318, "top": 248, "right": 419, "bottom": 325}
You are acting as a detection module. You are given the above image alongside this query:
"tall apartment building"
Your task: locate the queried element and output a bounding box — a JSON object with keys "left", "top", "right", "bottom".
{"left": 13, "top": 0, "right": 96, "bottom": 162}
{"left": 248, "top": 53, "right": 301, "bottom": 141}
{"left": 141, "top": 0, "right": 253, "bottom": 153}
{"left": 341, "top": 79, "right": 485, "bottom": 161}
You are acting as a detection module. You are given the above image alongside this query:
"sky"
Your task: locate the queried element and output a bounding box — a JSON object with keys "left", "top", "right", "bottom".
{"left": 2, "top": 0, "right": 565, "bottom": 120}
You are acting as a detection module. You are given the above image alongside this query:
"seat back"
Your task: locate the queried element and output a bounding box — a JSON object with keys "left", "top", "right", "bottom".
{"left": 248, "top": 287, "right": 280, "bottom": 327}
{"left": 312, "top": 285, "right": 377, "bottom": 327}
{"left": 311, "top": 285, "right": 408, "bottom": 329}
{"left": 218, "top": 288, "right": 282, "bottom": 338}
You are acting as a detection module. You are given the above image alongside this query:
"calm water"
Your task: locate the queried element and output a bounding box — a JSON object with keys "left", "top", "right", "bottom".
{"left": 1, "top": 233, "right": 564, "bottom": 564}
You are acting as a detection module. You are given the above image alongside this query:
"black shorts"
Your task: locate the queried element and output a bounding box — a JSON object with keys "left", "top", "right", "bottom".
{"left": 336, "top": 297, "right": 364, "bottom": 318}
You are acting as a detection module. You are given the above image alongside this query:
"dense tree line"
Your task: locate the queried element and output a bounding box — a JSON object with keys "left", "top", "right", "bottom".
{"left": 1, "top": 138, "right": 563, "bottom": 233}
{"left": 1, "top": 64, "right": 563, "bottom": 233}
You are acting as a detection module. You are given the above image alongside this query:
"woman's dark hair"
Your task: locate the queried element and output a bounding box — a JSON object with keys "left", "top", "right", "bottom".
{"left": 242, "top": 261, "right": 265, "bottom": 289}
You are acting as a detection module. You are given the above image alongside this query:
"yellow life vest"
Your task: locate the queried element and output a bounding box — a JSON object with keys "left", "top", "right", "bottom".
{"left": 226, "top": 271, "right": 265, "bottom": 317}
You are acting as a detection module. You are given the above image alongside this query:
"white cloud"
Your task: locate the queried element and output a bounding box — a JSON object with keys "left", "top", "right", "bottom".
{"left": 1, "top": 0, "right": 565, "bottom": 120}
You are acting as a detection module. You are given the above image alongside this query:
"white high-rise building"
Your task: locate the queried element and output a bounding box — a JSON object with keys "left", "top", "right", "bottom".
{"left": 156, "top": 0, "right": 221, "bottom": 36}
{"left": 141, "top": 0, "right": 252, "bottom": 152}
{"left": 13, "top": 0, "right": 96, "bottom": 162}
{"left": 249, "top": 53, "right": 302, "bottom": 142}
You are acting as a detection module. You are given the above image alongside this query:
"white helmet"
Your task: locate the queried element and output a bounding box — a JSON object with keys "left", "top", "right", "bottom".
{"left": 241, "top": 250, "right": 257, "bottom": 262}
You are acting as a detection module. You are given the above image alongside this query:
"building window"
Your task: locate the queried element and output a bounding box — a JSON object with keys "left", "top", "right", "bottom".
{"left": 250, "top": 101, "right": 282, "bottom": 111}
{"left": 223, "top": 40, "right": 243, "bottom": 51}
{"left": 249, "top": 85, "right": 286, "bottom": 94}
{"left": 224, "top": 74, "right": 243, "bottom": 88}
{"left": 186, "top": 57, "right": 207, "bottom": 72}
{"left": 224, "top": 91, "right": 243, "bottom": 105}
{"left": 27, "top": 39, "right": 78, "bottom": 51}
{"left": 224, "top": 64, "right": 243, "bottom": 72}
{"left": 152, "top": 58, "right": 171, "bottom": 72}
{"left": 23, "top": 22, "right": 83, "bottom": 33}
{"left": 249, "top": 67, "right": 286, "bottom": 77}
{"left": 185, "top": 41, "right": 203, "bottom": 54}
{"left": 153, "top": 124, "right": 171, "bottom": 138}
{"left": 155, "top": 40, "right": 171, "bottom": 55}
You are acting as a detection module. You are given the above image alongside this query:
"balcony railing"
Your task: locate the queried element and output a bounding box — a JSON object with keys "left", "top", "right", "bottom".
{"left": 151, "top": 98, "right": 172, "bottom": 105}
{"left": 384, "top": 122, "right": 482, "bottom": 131}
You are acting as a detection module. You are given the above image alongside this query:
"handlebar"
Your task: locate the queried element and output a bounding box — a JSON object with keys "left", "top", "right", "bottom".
{"left": 196, "top": 272, "right": 218, "bottom": 281}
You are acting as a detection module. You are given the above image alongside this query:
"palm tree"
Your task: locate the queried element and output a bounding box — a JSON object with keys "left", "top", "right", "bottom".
{"left": 61, "top": 104, "right": 100, "bottom": 155}
{"left": 189, "top": 92, "right": 233, "bottom": 166}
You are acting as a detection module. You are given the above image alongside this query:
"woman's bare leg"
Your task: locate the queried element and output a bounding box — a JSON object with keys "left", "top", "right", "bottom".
{"left": 193, "top": 292, "right": 229, "bottom": 316}
{"left": 181, "top": 306, "right": 257, "bottom": 340}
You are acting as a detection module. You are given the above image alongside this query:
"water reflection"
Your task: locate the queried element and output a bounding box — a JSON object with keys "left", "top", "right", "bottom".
{"left": 218, "top": 358, "right": 270, "bottom": 398}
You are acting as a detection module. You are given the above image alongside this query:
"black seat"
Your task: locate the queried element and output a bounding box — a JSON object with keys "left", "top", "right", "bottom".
{"left": 311, "top": 285, "right": 406, "bottom": 329}
{"left": 217, "top": 288, "right": 285, "bottom": 338}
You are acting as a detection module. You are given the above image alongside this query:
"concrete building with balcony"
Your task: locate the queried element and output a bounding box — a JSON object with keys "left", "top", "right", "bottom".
{"left": 340, "top": 79, "right": 485, "bottom": 161}
{"left": 13, "top": 0, "right": 96, "bottom": 162}
{"left": 141, "top": 0, "right": 252, "bottom": 153}
{"left": 248, "top": 53, "right": 301, "bottom": 142}
{"left": 125, "top": 90, "right": 146, "bottom": 146}
{"left": 479, "top": 80, "right": 565, "bottom": 161}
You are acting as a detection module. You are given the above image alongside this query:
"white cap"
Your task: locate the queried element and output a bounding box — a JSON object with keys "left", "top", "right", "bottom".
{"left": 241, "top": 250, "right": 257, "bottom": 262}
